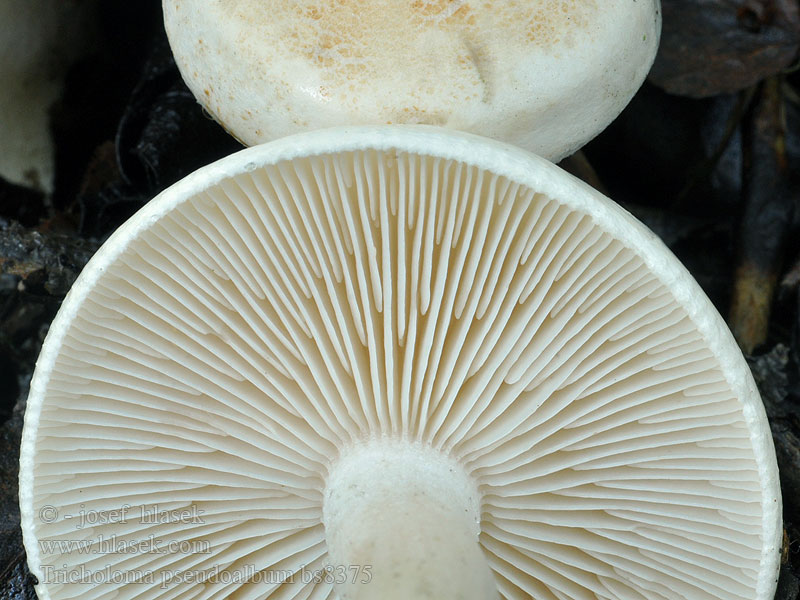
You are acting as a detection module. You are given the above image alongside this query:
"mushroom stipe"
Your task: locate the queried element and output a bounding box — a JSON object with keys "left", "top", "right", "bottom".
{"left": 20, "top": 127, "right": 782, "bottom": 600}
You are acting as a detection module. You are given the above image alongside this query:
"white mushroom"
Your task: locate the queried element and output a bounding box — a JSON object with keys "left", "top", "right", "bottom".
{"left": 0, "top": 0, "right": 97, "bottom": 193}
{"left": 162, "top": 0, "right": 661, "bottom": 161}
{"left": 20, "top": 127, "right": 781, "bottom": 600}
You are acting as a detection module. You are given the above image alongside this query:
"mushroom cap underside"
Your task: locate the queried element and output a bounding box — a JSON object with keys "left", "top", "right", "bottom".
{"left": 20, "top": 126, "right": 780, "bottom": 600}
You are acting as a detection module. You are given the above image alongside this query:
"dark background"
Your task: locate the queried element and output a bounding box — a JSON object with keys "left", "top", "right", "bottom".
{"left": 2, "top": 1, "right": 800, "bottom": 597}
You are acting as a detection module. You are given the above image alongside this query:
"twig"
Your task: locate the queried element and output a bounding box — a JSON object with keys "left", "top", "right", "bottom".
{"left": 730, "top": 76, "right": 794, "bottom": 353}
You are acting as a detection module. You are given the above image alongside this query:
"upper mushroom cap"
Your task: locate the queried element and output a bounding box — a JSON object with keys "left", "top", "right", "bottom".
{"left": 20, "top": 126, "right": 780, "bottom": 600}
{"left": 163, "top": 0, "right": 661, "bottom": 160}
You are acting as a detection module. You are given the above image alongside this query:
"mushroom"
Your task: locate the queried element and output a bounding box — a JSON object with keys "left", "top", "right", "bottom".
{"left": 162, "top": 0, "right": 661, "bottom": 160}
{"left": 0, "top": 0, "right": 97, "bottom": 193}
{"left": 20, "top": 127, "right": 782, "bottom": 600}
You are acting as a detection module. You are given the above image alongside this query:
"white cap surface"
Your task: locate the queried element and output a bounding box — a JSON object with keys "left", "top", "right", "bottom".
{"left": 20, "top": 127, "right": 780, "bottom": 600}
{"left": 163, "top": 0, "right": 660, "bottom": 160}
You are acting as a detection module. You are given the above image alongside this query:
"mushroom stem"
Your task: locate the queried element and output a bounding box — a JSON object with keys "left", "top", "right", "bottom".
{"left": 323, "top": 440, "right": 496, "bottom": 599}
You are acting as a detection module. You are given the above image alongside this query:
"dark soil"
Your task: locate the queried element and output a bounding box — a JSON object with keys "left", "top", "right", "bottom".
{"left": 2, "top": 2, "right": 800, "bottom": 598}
